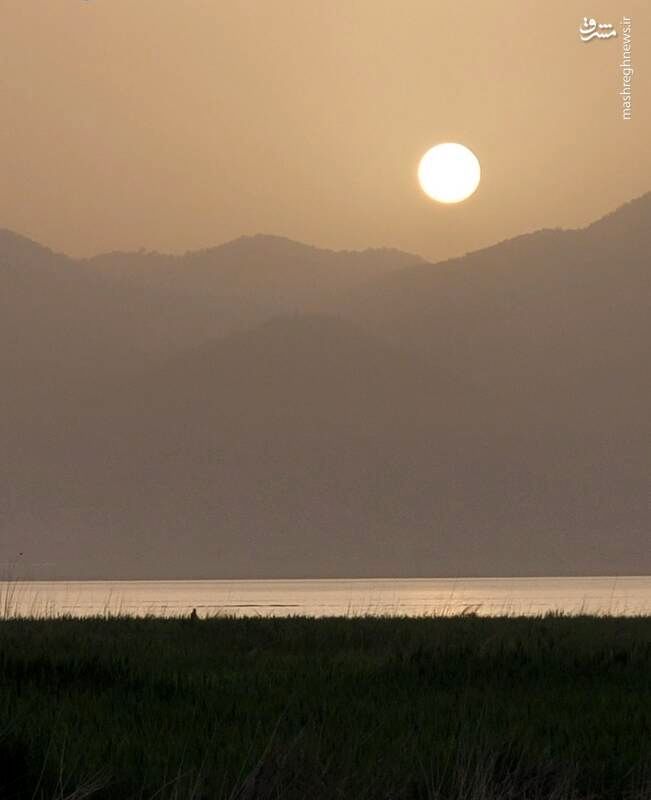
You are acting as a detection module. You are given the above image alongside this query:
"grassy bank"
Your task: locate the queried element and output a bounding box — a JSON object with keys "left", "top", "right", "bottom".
{"left": 0, "top": 615, "right": 650, "bottom": 799}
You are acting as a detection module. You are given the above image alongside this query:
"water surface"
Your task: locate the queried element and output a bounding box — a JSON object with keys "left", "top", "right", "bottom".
{"left": 2, "top": 576, "right": 650, "bottom": 618}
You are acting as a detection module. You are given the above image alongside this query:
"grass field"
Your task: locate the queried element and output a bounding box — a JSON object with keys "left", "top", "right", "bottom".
{"left": 1, "top": 615, "right": 650, "bottom": 799}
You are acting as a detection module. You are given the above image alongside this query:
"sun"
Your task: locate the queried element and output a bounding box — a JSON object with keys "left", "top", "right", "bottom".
{"left": 418, "top": 143, "right": 481, "bottom": 204}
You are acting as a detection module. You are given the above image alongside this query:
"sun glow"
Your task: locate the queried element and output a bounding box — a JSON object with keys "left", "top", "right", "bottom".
{"left": 418, "top": 143, "right": 481, "bottom": 204}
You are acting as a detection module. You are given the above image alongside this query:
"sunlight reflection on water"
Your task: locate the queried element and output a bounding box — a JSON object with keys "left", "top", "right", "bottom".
{"left": 1, "top": 577, "right": 651, "bottom": 618}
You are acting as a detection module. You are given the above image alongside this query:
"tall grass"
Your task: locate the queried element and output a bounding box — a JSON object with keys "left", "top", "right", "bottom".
{"left": 0, "top": 614, "right": 650, "bottom": 799}
{"left": 0, "top": 561, "right": 24, "bottom": 620}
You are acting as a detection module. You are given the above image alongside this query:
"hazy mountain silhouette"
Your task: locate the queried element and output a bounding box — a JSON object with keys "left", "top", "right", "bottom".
{"left": 84, "top": 235, "right": 424, "bottom": 301}
{"left": 0, "top": 229, "right": 212, "bottom": 373}
{"left": 3, "top": 314, "right": 487, "bottom": 578}
{"left": 0, "top": 231, "right": 422, "bottom": 425}
{"left": 338, "top": 193, "right": 651, "bottom": 392}
{"left": 1, "top": 195, "right": 649, "bottom": 578}
{"left": 124, "top": 314, "right": 472, "bottom": 422}
{"left": 80, "top": 235, "right": 425, "bottom": 343}
{"left": 1, "top": 230, "right": 423, "bottom": 375}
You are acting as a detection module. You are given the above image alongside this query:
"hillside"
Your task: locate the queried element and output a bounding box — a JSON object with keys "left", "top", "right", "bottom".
{"left": 1, "top": 195, "right": 649, "bottom": 578}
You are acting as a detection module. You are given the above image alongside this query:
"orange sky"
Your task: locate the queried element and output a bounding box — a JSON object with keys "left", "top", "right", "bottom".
{"left": 1, "top": 0, "right": 649, "bottom": 261}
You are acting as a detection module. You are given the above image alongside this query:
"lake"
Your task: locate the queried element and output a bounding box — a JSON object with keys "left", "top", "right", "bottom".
{"left": 1, "top": 576, "right": 650, "bottom": 618}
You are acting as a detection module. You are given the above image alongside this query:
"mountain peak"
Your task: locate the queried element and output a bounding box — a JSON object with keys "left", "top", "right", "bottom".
{"left": 585, "top": 191, "right": 651, "bottom": 237}
{"left": 0, "top": 228, "right": 55, "bottom": 259}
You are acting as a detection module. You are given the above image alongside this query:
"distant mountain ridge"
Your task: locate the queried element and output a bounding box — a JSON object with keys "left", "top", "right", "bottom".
{"left": 0, "top": 228, "right": 426, "bottom": 367}
{"left": 81, "top": 234, "right": 426, "bottom": 310}
{"left": 1, "top": 193, "right": 649, "bottom": 578}
{"left": 337, "top": 192, "right": 651, "bottom": 390}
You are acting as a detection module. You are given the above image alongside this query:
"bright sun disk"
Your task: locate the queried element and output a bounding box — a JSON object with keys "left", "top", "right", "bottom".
{"left": 418, "top": 143, "right": 481, "bottom": 204}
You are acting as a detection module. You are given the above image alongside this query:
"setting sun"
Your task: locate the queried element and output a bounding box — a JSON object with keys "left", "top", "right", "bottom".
{"left": 418, "top": 142, "right": 481, "bottom": 203}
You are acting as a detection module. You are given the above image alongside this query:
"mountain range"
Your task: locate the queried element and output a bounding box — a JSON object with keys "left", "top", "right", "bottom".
{"left": 1, "top": 194, "right": 649, "bottom": 578}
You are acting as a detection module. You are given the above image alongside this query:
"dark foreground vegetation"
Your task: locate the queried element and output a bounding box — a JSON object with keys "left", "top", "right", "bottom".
{"left": 0, "top": 615, "right": 650, "bottom": 799}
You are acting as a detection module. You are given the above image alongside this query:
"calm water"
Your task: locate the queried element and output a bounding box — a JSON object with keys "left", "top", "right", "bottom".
{"left": 1, "top": 577, "right": 651, "bottom": 618}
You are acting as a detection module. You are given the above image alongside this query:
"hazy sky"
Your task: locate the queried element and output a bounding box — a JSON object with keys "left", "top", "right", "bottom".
{"left": 1, "top": 1, "right": 649, "bottom": 261}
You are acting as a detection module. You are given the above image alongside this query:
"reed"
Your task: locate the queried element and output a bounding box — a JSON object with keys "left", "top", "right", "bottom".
{"left": 1, "top": 614, "right": 650, "bottom": 799}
